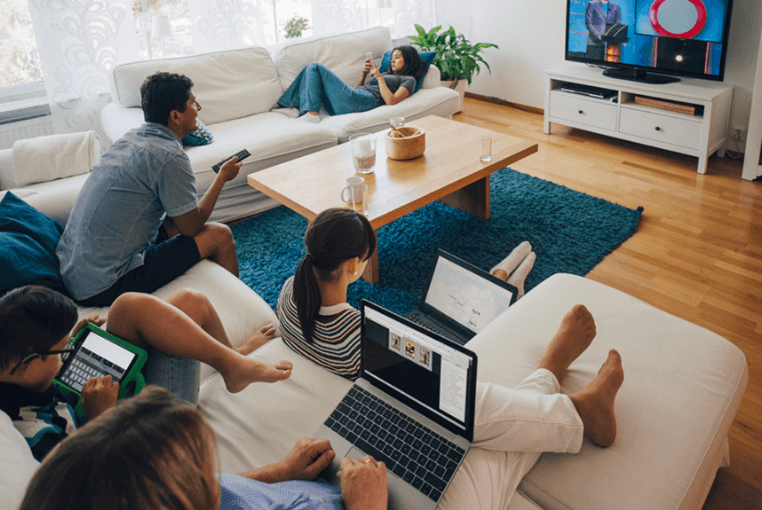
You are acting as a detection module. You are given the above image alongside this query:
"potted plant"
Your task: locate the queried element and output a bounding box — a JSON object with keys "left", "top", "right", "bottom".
{"left": 409, "top": 24, "right": 498, "bottom": 111}
{"left": 283, "top": 15, "right": 309, "bottom": 39}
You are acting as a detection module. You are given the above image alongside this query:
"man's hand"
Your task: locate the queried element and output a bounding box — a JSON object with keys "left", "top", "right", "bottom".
{"left": 276, "top": 437, "right": 335, "bottom": 481}
{"left": 218, "top": 156, "right": 242, "bottom": 183}
{"left": 240, "top": 437, "right": 335, "bottom": 483}
{"left": 81, "top": 376, "right": 119, "bottom": 421}
{"left": 71, "top": 314, "right": 107, "bottom": 338}
{"left": 338, "top": 456, "right": 388, "bottom": 510}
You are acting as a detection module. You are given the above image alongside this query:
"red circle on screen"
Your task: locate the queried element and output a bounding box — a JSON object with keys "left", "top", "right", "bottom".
{"left": 649, "top": 0, "right": 707, "bottom": 39}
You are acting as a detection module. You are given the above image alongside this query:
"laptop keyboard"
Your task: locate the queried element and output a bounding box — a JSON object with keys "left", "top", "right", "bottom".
{"left": 406, "top": 310, "right": 450, "bottom": 338}
{"left": 325, "top": 385, "right": 466, "bottom": 502}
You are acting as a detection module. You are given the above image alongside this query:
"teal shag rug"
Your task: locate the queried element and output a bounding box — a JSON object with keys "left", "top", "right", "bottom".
{"left": 231, "top": 168, "right": 643, "bottom": 316}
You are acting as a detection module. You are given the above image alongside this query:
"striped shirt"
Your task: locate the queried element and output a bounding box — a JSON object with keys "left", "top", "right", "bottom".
{"left": 277, "top": 276, "right": 361, "bottom": 380}
{"left": 0, "top": 382, "right": 78, "bottom": 462}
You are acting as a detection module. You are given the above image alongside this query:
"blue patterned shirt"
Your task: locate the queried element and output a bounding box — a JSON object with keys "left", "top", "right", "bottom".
{"left": 220, "top": 474, "right": 344, "bottom": 510}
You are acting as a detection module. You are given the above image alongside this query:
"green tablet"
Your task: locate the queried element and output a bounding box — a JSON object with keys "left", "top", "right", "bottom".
{"left": 53, "top": 323, "right": 148, "bottom": 418}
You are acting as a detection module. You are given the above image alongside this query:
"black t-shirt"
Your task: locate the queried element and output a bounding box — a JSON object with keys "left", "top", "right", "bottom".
{"left": 362, "top": 73, "right": 417, "bottom": 103}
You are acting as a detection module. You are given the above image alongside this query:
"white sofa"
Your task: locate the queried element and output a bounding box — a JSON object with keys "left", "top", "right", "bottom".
{"left": 0, "top": 189, "right": 748, "bottom": 510}
{"left": 98, "top": 26, "right": 460, "bottom": 223}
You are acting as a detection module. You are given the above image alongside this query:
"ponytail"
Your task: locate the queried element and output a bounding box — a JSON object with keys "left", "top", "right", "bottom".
{"left": 292, "top": 209, "right": 376, "bottom": 343}
{"left": 293, "top": 253, "right": 323, "bottom": 343}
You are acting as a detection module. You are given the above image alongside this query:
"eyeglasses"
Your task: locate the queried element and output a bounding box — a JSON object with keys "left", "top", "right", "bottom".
{"left": 9, "top": 342, "right": 75, "bottom": 375}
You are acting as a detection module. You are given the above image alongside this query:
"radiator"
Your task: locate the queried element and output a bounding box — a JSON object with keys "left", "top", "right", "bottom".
{"left": 0, "top": 115, "right": 57, "bottom": 151}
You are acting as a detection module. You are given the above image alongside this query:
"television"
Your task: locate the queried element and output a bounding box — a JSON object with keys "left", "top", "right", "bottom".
{"left": 565, "top": 0, "right": 734, "bottom": 83}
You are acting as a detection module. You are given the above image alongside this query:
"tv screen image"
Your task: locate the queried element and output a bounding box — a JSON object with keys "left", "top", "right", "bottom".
{"left": 566, "top": 0, "right": 733, "bottom": 82}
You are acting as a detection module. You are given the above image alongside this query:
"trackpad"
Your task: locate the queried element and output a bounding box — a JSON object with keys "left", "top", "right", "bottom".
{"left": 325, "top": 447, "right": 367, "bottom": 486}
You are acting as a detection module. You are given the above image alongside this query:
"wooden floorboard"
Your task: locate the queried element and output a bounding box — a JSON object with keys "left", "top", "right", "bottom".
{"left": 455, "top": 98, "right": 762, "bottom": 508}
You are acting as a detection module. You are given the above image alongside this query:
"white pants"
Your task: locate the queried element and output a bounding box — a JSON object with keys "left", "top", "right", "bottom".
{"left": 440, "top": 369, "right": 584, "bottom": 510}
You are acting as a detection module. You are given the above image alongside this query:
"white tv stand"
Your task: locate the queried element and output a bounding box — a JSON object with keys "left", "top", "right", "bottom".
{"left": 544, "top": 64, "right": 733, "bottom": 174}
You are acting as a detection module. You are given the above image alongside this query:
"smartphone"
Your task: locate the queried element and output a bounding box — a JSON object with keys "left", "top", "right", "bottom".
{"left": 366, "top": 51, "right": 373, "bottom": 61}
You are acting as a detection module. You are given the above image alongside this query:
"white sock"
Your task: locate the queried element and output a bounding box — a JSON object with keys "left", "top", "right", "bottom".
{"left": 300, "top": 113, "right": 320, "bottom": 123}
{"left": 490, "top": 241, "right": 532, "bottom": 276}
{"left": 507, "top": 251, "right": 536, "bottom": 299}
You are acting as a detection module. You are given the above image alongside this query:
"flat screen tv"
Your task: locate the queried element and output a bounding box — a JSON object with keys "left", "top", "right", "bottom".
{"left": 565, "top": 0, "right": 734, "bottom": 83}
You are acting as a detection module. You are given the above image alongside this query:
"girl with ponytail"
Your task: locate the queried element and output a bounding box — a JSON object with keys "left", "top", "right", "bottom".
{"left": 277, "top": 208, "right": 375, "bottom": 379}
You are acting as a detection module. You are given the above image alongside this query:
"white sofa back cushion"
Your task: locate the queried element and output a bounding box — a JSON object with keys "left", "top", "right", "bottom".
{"left": 271, "top": 26, "right": 393, "bottom": 91}
{"left": 110, "top": 48, "right": 283, "bottom": 125}
{"left": 0, "top": 412, "right": 39, "bottom": 510}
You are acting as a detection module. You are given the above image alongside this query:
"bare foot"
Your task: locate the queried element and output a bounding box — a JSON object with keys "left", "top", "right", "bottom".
{"left": 568, "top": 349, "right": 624, "bottom": 448}
{"left": 538, "top": 304, "right": 597, "bottom": 382}
{"left": 221, "top": 357, "right": 293, "bottom": 393}
{"left": 238, "top": 324, "right": 277, "bottom": 356}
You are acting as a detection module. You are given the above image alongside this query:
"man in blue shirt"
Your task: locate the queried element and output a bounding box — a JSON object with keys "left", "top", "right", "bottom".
{"left": 57, "top": 72, "right": 242, "bottom": 306}
{"left": 585, "top": 0, "right": 622, "bottom": 61}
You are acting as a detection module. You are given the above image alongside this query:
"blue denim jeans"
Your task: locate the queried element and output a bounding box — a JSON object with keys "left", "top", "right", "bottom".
{"left": 143, "top": 348, "right": 200, "bottom": 405}
{"left": 278, "top": 63, "right": 380, "bottom": 116}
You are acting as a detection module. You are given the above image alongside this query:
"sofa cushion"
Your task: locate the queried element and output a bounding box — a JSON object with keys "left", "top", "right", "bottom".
{"left": 317, "top": 86, "right": 461, "bottom": 142}
{"left": 467, "top": 274, "right": 748, "bottom": 510}
{"left": 271, "top": 26, "right": 394, "bottom": 91}
{"left": 110, "top": 47, "right": 283, "bottom": 125}
{"left": 182, "top": 118, "right": 214, "bottom": 146}
{"left": 0, "top": 412, "right": 39, "bottom": 510}
{"left": 0, "top": 192, "right": 65, "bottom": 296}
{"left": 379, "top": 50, "right": 437, "bottom": 93}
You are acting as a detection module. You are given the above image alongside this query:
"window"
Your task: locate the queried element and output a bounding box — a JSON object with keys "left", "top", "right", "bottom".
{"left": 0, "top": 0, "right": 44, "bottom": 88}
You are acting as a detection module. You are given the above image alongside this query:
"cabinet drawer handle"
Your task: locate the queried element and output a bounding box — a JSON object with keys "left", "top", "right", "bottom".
{"left": 655, "top": 126, "right": 661, "bottom": 131}
{"left": 578, "top": 110, "right": 584, "bottom": 114}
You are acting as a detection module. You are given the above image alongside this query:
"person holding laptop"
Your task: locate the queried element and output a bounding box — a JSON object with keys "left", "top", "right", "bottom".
{"left": 57, "top": 72, "right": 242, "bottom": 307}
{"left": 278, "top": 208, "right": 535, "bottom": 380}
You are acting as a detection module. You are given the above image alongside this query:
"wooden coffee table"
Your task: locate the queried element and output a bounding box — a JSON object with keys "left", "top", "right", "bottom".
{"left": 247, "top": 115, "right": 538, "bottom": 283}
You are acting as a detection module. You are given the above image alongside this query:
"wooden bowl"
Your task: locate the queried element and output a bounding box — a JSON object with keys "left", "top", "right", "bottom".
{"left": 385, "top": 127, "right": 426, "bottom": 160}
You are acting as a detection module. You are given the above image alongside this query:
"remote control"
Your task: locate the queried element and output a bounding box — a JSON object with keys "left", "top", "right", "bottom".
{"left": 212, "top": 149, "right": 251, "bottom": 173}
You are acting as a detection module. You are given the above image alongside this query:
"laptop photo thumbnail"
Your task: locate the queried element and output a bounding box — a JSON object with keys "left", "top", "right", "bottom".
{"left": 406, "top": 249, "right": 518, "bottom": 345}
{"left": 314, "top": 300, "right": 478, "bottom": 509}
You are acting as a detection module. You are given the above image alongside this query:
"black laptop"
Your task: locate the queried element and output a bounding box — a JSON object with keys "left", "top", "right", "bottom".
{"left": 405, "top": 250, "right": 518, "bottom": 345}
{"left": 314, "top": 300, "right": 478, "bottom": 508}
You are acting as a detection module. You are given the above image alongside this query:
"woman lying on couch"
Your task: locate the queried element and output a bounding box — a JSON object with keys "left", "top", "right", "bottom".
{"left": 277, "top": 45, "right": 428, "bottom": 121}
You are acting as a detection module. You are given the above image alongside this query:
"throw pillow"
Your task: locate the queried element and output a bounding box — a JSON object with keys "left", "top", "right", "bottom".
{"left": 0, "top": 192, "right": 65, "bottom": 296}
{"left": 182, "top": 119, "right": 214, "bottom": 146}
{"left": 378, "top": 50, "right": 437, "bottom": 93}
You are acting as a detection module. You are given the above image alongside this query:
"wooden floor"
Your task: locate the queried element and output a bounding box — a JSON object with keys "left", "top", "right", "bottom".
{"left": 456, "top": 97, "right": 762, "bottom": 510}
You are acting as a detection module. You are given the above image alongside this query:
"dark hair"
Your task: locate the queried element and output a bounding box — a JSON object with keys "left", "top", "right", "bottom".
{"left": 0, "top": 286, "right": 78, "bottom": 371}
{"left": 140, "top": 72, "right": 194, "bottom": 126}
{"left": 19, "top": 386, "right": 219, "bottom": 510}
{"left": 293, "top": 208, "right": 376, "bottom": 343}
{"left": 392, "top": 45, "right": 428, "bottom": 82}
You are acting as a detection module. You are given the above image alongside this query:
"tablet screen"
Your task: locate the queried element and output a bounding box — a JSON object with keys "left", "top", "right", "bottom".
{"left": 57, "top": 329, "right": 138, "bottom": 392}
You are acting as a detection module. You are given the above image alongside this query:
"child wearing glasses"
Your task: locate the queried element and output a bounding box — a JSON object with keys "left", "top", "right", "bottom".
{"left": 0, "top": 285, "right": 293, "bottom": 461}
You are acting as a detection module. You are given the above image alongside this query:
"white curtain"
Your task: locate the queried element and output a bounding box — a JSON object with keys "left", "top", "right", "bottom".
{"left": 189, "top": 0, "right": 271, "bottom": 53}
{"left": 27, "top": 0, "right": 140, "bottom": 136}
{"left": 23, "top": 0, "right": 435, "bottom": 136}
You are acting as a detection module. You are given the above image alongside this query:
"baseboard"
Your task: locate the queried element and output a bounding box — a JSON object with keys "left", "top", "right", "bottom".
{"left": 464, "top": 92, "right": 544, "bottom": 115}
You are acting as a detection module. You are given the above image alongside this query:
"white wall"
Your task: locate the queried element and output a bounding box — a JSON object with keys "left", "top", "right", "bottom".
{"left": 436, "top": 0, "right": 762, "bottom": 138}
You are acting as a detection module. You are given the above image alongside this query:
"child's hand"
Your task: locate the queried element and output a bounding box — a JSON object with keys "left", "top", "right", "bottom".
{"left": 81, "top": 376, "right": 119, "bottom": 421}
{"left": 71, "top": 314, "right": 107, "bottom": 337}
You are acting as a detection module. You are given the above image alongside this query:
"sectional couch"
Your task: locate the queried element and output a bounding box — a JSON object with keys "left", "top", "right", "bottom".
{"left": 0, "top": 186, "right": 749, "bottom": 510}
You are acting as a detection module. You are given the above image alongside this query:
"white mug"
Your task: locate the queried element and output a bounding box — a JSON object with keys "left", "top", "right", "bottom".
{"left": 341, "top": 177, "right": 368, "bottom": 215}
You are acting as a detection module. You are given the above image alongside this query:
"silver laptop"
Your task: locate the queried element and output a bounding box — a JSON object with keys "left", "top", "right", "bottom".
{"left": 314, "top": 300, "right": 479, "bottom": 509}
{"left": 406, "top": 249, "right": 518, "bottom": 345}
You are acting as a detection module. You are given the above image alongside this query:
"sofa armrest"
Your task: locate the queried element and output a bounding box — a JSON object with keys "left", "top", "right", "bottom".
{"left": 100, "top": 103, "right": 144, "bottom": 144}
{"left": 422, "top": 64, "right": 442, "bottom": 89}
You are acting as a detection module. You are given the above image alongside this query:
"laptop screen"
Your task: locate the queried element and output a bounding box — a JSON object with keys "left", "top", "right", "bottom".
{"left": 361, "top": 301, "right": 477, "bottom": 441}
{"left": 423, "top": 252, "right": 517, "bottom": 334}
